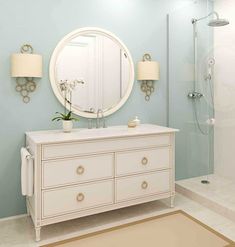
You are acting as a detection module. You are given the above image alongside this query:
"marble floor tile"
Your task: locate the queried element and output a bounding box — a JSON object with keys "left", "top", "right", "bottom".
{"left": 0, "top": 193, "right": 234, "bottom": 246}
{"left": 176, "top": 174, "right": 235, "bottom": 219}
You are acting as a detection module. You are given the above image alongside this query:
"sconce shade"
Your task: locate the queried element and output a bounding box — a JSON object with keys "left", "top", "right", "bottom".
{"left": 11, "top": 53, "right": 42, "bottom": 78}
{"left": 137, "top": 61, "right": 160, "bottom": 81}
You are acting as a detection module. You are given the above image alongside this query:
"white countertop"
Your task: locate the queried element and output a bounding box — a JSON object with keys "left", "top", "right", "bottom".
{"left": 26, "top": 124, "right": 179, "bottom": 144}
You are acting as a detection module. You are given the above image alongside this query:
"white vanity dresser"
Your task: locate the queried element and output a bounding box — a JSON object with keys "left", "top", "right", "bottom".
{"left": 24, "top": 27, "right": 178, "bottom": 241}
{"left": 26, "top": 124, "right": 177, "bottom": 241}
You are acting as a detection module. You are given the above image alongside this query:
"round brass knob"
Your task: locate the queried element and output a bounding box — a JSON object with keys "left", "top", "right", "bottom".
{"left": 141, "top": 157, "right": 148, "bottom": 165}
{"left": 141, "top": 181, "right": 148, "bottom": 190}
{"left": 77, "top": 166, "right": 85, "bottom": 175}
{"left": 77, "top": 193, "right": 85, "bottom": 202}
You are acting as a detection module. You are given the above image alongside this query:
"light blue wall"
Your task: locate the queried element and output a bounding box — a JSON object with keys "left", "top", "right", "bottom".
{"left": 0, "top": 0, "right": 199, "bottom": 218}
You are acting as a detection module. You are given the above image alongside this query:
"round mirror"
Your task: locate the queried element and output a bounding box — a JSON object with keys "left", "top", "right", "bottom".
{"left": 50, "top": 27, "right": 135, "bottom": 118}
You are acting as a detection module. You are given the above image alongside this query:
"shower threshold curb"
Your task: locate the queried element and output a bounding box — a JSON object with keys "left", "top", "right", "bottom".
{"left": 176, "top": 182, "right": 235, "bottom": 222}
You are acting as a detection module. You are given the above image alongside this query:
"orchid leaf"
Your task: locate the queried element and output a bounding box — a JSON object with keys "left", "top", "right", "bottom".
{"left": 52, "top": 110, "right": 79, "bottom": 122}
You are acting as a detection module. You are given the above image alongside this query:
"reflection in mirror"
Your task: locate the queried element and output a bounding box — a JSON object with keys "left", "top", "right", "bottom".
{"left": 55, "top": 34, "right": 131, "bottom": 113}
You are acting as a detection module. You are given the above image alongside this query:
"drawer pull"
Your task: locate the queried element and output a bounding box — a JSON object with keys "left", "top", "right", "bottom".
{"left": 141, "top": 181, "right": 148, "bottom": 190}
{"left": 141, "top": 157, "right": 148, "bottom": 165}
{"left": 77, "top": 166, "right": 85, "bottom": 175}
{"left": 77, "top": 193, "right": 85, "bottom": 202}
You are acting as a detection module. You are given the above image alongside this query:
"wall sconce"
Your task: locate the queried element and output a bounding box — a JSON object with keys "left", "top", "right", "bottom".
{"left": 11, "top": 44, "right": 42, "bottom": 103}
{"left": 137, "top": 53, "right": 160, "bottom": 101}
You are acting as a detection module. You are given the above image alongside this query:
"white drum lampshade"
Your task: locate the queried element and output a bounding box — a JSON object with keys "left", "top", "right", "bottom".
{"left": 11, "top": 53, "right": 42, "bottom": 78}
{"left": 137, "top": 61, "right": 160, "bottom": 81}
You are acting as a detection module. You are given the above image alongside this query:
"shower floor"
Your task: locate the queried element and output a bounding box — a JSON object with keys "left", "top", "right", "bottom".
{"left": 176, "top": 174, "right": 235, "bottom": 221}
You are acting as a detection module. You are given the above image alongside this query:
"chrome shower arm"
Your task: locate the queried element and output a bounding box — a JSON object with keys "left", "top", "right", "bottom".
{"left": 192, "top": 11, "right": 219, "bottom": 23}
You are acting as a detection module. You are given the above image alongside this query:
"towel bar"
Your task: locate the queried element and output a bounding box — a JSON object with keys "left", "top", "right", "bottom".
{"left": 26, "top": 155, "right": 34, "bottom": 160}
{"left": 26, "top": 146, "right": 34, "bottom": 160}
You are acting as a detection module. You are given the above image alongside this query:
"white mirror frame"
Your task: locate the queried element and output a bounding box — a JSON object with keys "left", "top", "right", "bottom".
{"left": 49, "top": 27, "right": 135, "bottom": 118}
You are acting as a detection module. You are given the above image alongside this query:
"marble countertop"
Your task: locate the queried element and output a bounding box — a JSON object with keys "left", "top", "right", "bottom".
{"left": 26, "top": 124, "right": 179, "bottom": 144}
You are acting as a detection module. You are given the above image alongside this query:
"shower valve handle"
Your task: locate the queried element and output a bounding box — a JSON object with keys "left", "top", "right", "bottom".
{"left": 188, "top": 92, "right": 204, "bottom": 99}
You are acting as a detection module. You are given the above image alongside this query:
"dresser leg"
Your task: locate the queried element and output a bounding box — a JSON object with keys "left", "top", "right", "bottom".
{"left": 170, "top": 195, "right": 175, "bottom": 208}
{"left": 35, "top": 227, "right": 41, "bottom": 242}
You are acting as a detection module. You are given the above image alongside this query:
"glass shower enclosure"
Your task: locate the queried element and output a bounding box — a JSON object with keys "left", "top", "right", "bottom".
{"left": 168, "top": 0, "right": 235, "bottom": 216}
{"left": 168, "top": 0, "right": 214, "bottom": 181}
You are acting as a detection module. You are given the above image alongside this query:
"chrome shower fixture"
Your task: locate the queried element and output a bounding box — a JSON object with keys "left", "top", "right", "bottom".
{"left": 188, "top": 92, "right": 204, "bottom": 99}
{"left": 204, "top": 58, "right": 215, "bottom": 81}
{"left": 208, "top": 58, "right": 215, "bottom": 66}
{"left": 208, "top": 18, "right": 229, "bottom": 27}
{"left": 201, "top": 179, "right": 210, "bottom": 184}
{"left": 192, "top": 11, "right": 229, "bottom": 27}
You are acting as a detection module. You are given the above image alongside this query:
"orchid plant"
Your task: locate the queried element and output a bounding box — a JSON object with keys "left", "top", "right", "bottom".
{"left": 52, "top": 79, "right": 84, "bottom": 122}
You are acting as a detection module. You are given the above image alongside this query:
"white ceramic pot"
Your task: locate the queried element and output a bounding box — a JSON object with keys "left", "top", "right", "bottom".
{"left": 62, "top": 120, "right": 73, "bottom": 133}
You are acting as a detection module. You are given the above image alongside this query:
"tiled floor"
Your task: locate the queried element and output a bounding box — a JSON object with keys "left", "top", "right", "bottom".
{"left": 0, "top": 193, "right": 235, "bottom": 247}
{"left": 176, "top": 174, "right": 235, "bottom": 221}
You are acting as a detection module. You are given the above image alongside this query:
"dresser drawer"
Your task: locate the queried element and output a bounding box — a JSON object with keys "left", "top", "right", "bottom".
{"left": 42, "top": 180, "right": 114, "bottom": 218}
{"left": 115, "top": 171, "right": 170, "bottom": 202}
{"left": 116, "top": 147, "right": 170, "bottom": 176}
{"left": 42, "top": 134, "right": 170, "bottom": 160}
{"left": 42, "top": 154, "right": 114, "bottom": 189}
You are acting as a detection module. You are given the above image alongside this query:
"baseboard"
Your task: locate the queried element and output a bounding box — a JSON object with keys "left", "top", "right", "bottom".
{"left": 0, "top": 214, "right": 28, "bottom": 222}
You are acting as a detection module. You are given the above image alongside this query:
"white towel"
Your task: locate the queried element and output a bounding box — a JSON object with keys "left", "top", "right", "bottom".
{"left": 21, "top": 147, "right": 34, "bottom": 197}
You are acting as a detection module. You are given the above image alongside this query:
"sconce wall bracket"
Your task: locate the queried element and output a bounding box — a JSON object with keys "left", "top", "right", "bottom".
{"left": 15, "top": 77, "right": 36, "bottom": 103}
{"left": 140, "top": 80, "right": 154, "bottom": 101}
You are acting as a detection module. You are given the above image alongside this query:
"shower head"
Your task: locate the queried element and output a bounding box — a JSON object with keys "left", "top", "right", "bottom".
{"left": 208, "top": 18, "right": 229, "bottom": 27}
{"left": 192, "top": 11, "right": 229, "bottom": 27}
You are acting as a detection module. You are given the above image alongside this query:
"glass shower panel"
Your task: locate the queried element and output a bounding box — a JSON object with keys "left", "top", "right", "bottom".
{"left": 168, "top": 1, "right": 214, "bottom": 180}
